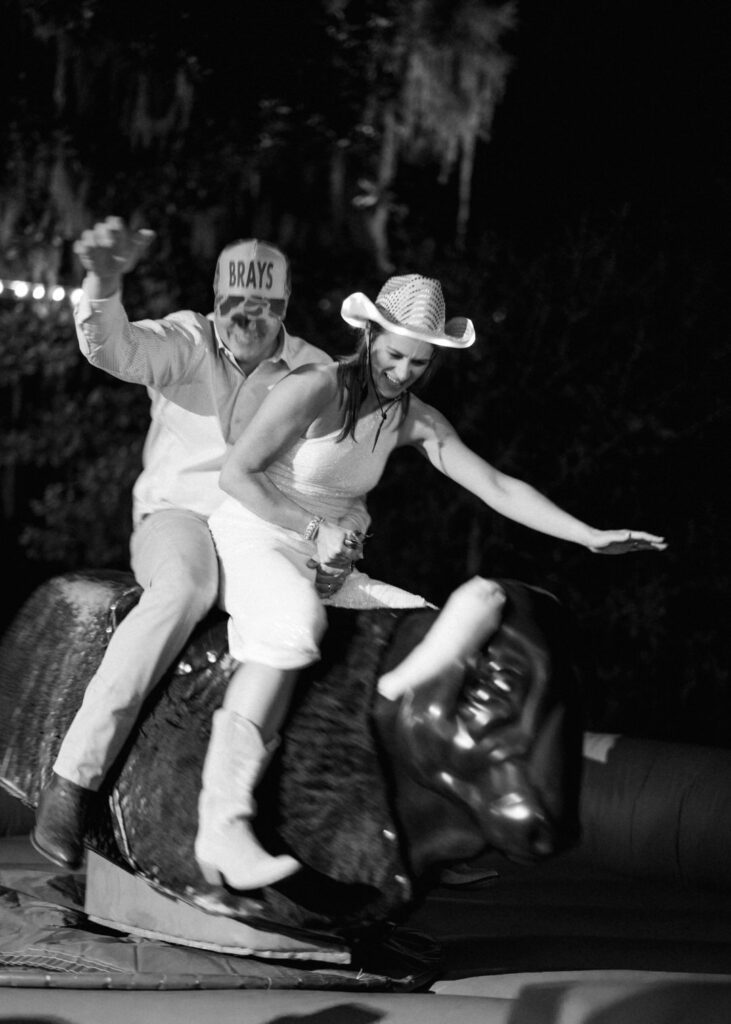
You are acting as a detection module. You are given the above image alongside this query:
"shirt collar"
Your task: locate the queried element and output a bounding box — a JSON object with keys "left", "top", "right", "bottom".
{"left": 211, "top": 317, "right": 293, "bottom": 371}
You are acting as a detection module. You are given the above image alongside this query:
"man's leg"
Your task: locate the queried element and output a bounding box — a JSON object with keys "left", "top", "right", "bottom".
{"left": 33, "top": 509, "right": 219, "bottom": 868}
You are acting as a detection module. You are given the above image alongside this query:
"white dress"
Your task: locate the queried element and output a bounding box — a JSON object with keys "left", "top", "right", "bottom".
{"left": 208, "top": 406, "right": 430, "bottom": 669}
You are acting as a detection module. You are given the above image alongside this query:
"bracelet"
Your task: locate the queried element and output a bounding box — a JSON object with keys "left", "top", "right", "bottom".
{"left": 303, "top": 515, "right": 325, "bottom": 542}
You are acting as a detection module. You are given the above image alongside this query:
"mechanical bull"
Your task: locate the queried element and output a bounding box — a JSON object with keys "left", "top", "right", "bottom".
{"left": 0, "top": 571, "right": 582, "bottom": 950}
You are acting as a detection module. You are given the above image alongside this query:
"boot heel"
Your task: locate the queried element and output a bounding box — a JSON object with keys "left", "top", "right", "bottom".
{"left": 32, "top": 773, "right": 93, "bottom": 871}
{"left": 197, "top": 859, "right": 224, "bottom": 886}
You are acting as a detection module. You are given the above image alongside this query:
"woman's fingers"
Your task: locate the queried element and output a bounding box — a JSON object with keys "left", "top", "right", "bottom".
{"left": 590, "top": 529, "right": 668, "bottom": 554}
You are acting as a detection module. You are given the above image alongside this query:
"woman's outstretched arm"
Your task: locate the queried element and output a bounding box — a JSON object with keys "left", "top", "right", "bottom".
{"left": 402, "top": 400, "right": 667, "bottom": 553}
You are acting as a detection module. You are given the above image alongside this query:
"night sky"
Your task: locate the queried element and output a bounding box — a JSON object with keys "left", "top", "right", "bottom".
{"left": 475, "top": 1, "right": 728, "bottom": 247}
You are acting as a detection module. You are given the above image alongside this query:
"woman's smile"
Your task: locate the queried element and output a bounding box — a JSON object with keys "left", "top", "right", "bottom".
{"left": 383, "top": 370, "right": 408, "bottom": 390}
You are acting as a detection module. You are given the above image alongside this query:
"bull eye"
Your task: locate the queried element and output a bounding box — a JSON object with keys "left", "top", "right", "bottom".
{"left": 492, "top": 673, "right": 511, "bottom": 693}
{"left": 464, "top": 656, "right": 514, "bottom": 701}
{"left": 460, "top": 665, "right": 491, "bottom": 708}
{"left": 457, "top": 654, "right": 526, "bottom": 737}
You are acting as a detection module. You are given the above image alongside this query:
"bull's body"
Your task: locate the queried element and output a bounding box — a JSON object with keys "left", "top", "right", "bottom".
{"left": 0, "top": 571, "right": 581, "bottom": 945}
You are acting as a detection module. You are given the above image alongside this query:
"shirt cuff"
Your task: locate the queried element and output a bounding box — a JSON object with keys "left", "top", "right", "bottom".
{"left": 74, "top": 288, "right": 123, "bottom": 325}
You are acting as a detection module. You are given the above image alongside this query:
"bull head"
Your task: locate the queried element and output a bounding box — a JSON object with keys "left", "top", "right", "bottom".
{"left": 373, "top": 578, "right": 582, "bottom": 874}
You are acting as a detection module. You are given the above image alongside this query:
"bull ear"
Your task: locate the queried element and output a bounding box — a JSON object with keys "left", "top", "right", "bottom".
{"left": 377, "top": 578, "right": 506, "bottom": 701}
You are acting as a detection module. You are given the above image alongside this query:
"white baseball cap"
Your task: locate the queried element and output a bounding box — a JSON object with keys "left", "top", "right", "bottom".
{"left": 214, "top": 239, "right": 291, "bottom": 318}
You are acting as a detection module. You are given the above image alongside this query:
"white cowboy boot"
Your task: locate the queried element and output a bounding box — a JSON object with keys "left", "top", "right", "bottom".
{"left": 194, "top": 709, "right": 300, "bottom": 890}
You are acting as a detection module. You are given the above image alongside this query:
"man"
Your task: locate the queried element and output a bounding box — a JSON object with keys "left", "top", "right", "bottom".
{"left": 32, "top": 217, "right": 365, "bottom": 870}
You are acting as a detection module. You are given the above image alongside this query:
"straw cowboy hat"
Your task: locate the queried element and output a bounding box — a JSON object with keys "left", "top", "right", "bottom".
{"left": 341, "top": 274, "right": 475, "bottom": 349}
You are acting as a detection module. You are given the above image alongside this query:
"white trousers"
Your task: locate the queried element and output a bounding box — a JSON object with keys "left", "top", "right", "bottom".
{"left": 210, "top": 501, "right": 327, "bottom": 670}
{"left": 54, "top": 509, "right": 219, "bottom": 789}
{"left": 210, "top": 499, "right": 431, "bottom": 670}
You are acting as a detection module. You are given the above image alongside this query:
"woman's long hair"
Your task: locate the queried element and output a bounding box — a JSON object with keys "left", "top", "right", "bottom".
{"left": 335, "top": 323, "right": 440, "bottom": 444}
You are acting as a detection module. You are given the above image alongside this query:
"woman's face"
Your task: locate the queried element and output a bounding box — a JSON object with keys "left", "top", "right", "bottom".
{"left": 369, "top": 331, "right": 434, "bottom": 398}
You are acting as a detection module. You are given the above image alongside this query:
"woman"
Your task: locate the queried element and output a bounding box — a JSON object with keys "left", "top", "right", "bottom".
{"left": 196, "top": 273, "right": 666, "bottom": 891}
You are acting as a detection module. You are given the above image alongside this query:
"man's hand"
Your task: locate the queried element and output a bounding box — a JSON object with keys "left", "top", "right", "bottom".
{"left": 73, "top": 216, "right": 156, "bottom": 298}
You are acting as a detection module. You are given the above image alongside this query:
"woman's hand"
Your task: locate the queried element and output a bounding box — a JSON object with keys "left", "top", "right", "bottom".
{"left": 309, "top": 560, "right": 353, "bottom": 599}
{"left": 307, "top": 520, "right": 366, "bottom": 598}
{"left": 587, "top": 529, "right": 668, "bottom": 555}
{"left": 315, "top": 521, "right": 359, "bottom": 566}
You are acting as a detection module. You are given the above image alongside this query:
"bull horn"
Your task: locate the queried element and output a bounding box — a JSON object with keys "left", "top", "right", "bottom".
{"left": 377, "top": 577, "right": 506, "bottom": 701}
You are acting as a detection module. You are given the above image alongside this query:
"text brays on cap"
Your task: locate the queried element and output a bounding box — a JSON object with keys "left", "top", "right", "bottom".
{"left": 227, "top": 260, "right": 276, "bottom": 291}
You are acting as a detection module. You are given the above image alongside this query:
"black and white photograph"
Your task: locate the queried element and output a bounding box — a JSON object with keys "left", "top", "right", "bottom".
{"left": 1, "top": 1, "right": 729, "bottom": 1020}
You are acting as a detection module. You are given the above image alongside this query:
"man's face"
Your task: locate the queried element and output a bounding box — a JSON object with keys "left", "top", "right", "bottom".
{"left": 214, "top": 295, "right": 283, "bottom": 371}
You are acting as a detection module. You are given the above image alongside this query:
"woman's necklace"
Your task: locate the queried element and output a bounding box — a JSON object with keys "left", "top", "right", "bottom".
{"left": 366, "top": 340, "right": 406, "bottom": 451}
{"left": 370, "top": 392, "right": 403, "bottom": 452}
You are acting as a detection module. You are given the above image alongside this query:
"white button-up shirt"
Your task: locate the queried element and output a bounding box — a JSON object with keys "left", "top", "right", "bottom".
{"left": 74, "top": 292, "right": 365, "bottom": 529}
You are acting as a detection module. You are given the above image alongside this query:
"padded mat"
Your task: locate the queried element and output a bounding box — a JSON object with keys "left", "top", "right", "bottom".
{"left": 0, "top": 838, "right": 439, "bottom": 991}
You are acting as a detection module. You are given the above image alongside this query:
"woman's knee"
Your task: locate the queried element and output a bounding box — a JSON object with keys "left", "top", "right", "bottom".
{"left": 284, "top": 581, "right": 327, "bottom": 637}
{"left": 228, "top": 583, "right": 326, "bottom": 667}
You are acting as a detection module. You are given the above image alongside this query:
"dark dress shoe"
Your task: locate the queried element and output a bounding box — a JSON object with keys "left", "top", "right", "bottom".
{"left": 31, "top": 773, "right": 95, "bottom": 870}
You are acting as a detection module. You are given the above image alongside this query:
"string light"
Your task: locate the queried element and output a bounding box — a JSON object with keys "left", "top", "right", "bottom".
{"left": 0, "top": 277, "right": 79, "bottom": 304}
